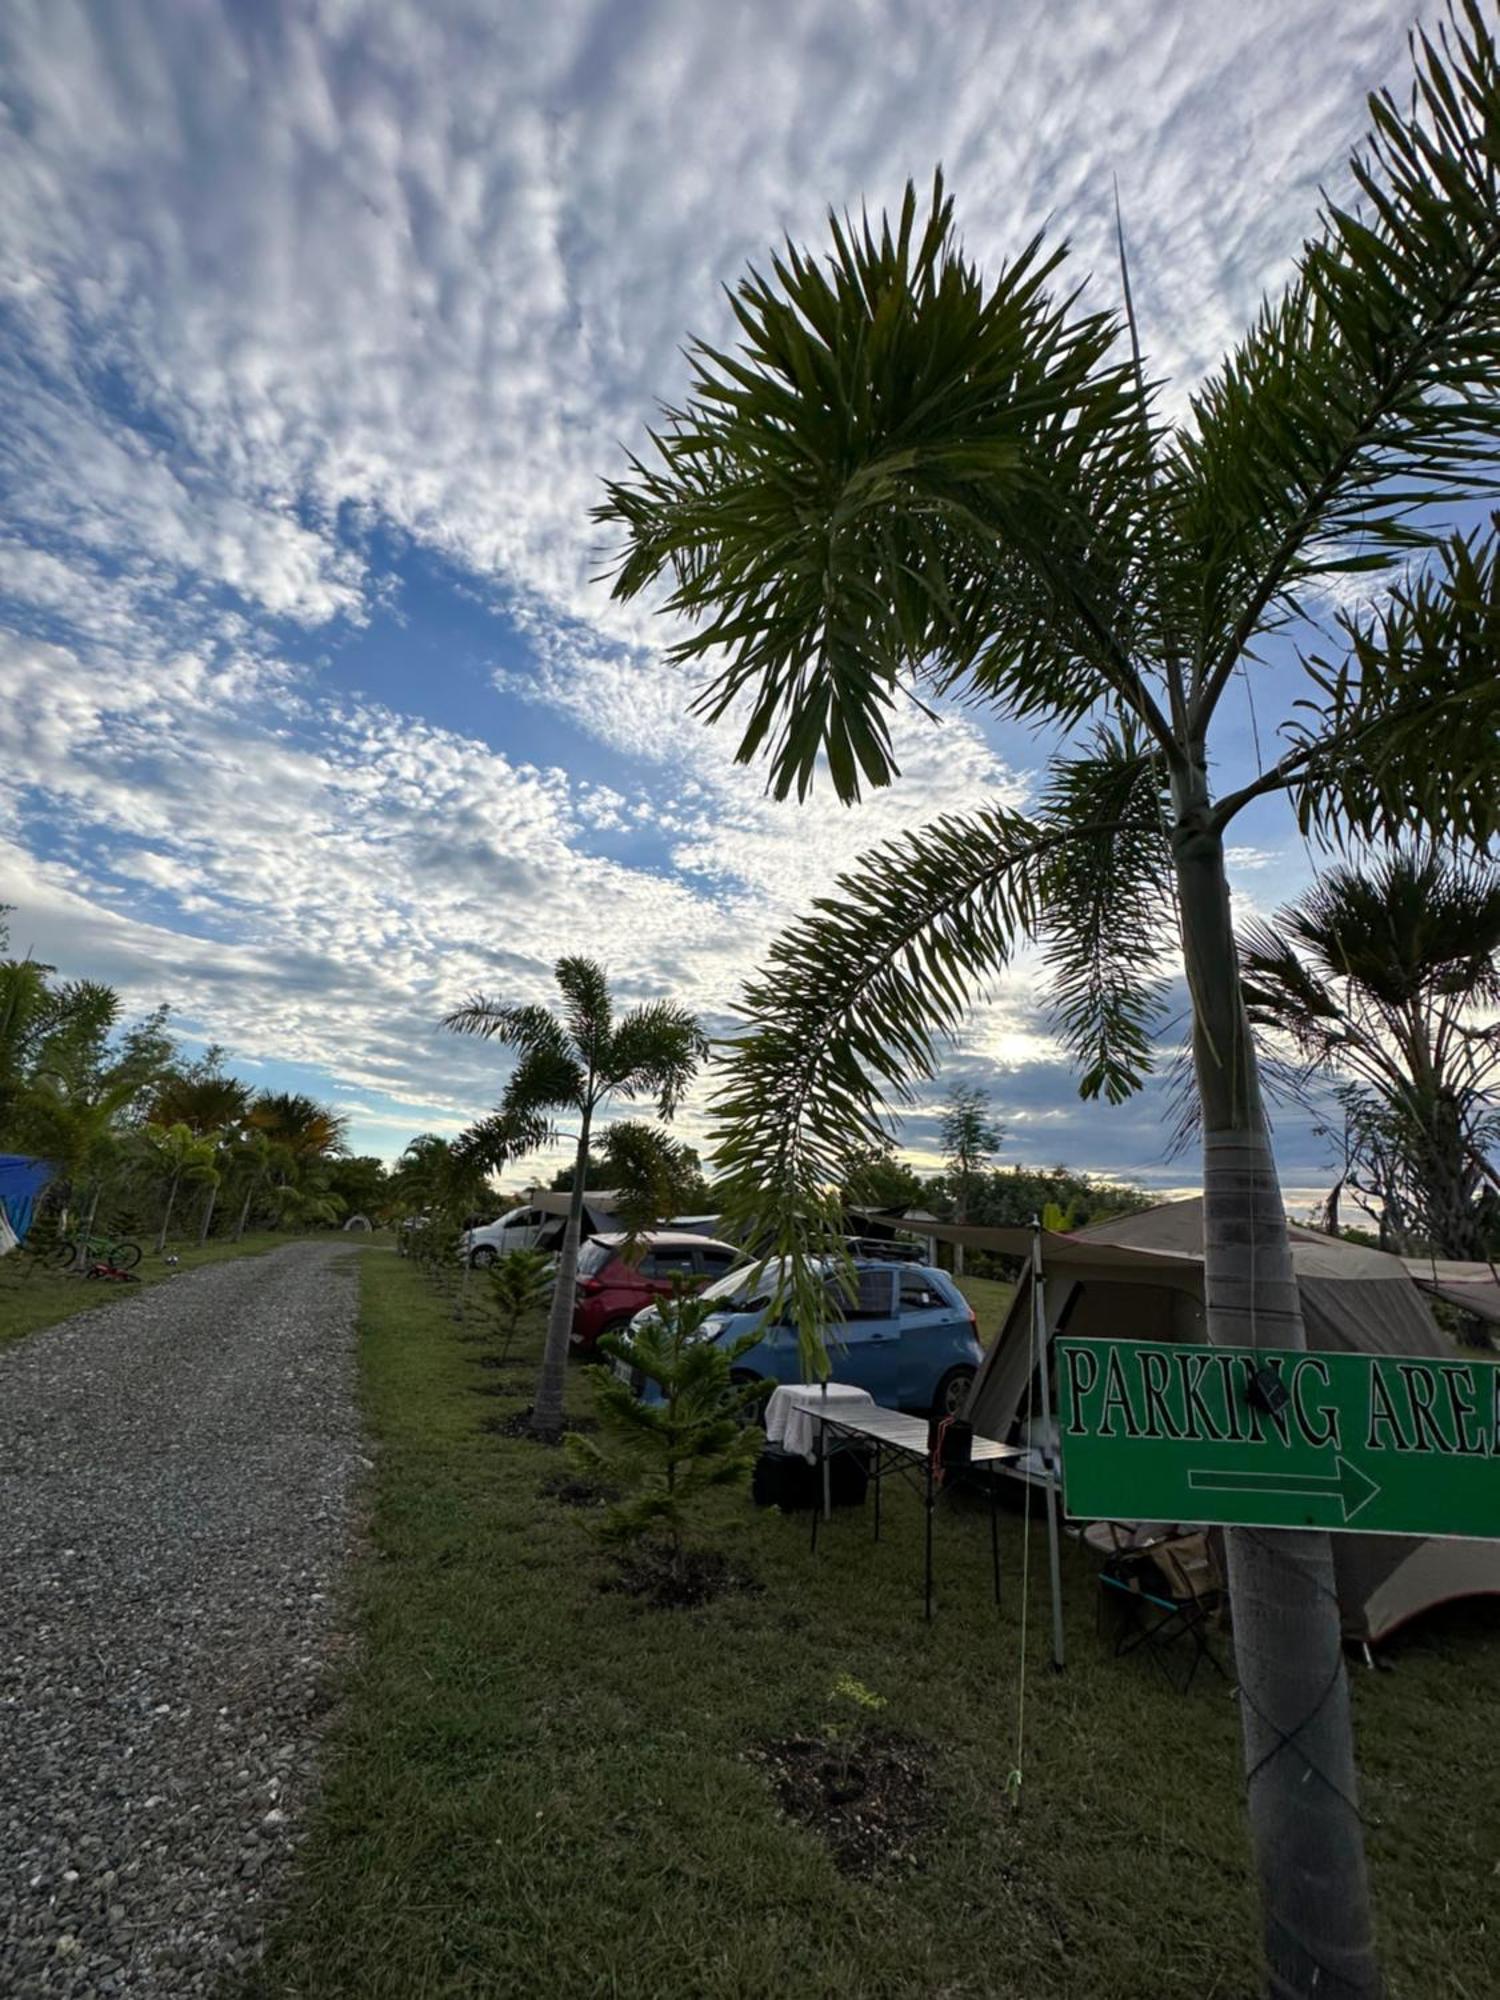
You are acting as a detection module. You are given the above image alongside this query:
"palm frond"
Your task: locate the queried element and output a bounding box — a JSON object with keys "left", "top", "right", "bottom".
{"left": 1034, "top": 727, "right": 1175, "bottom": 1101}
{"left": 500, "top": 1044, "right": 587, "bottom": 1120}
{"left": 456, "top": 1110, "right": 555, "bottom": 1173}
{"left": 709, "top": 803, "right": 1062, "bottom": 1347}
{"left": 1287, "top": 524, "right": 1500, "bottom": 847}
{"left": 597, "top": 1119, "right": 704, "bottom": 1250}
{"left": 442, "top": 996, "right": 573, "bottom": 1061}
{"left": 603, "top": 1002, "right": 709, "bottom": 1116}
{"left": 1180, "top": 1, "right": 1500, "bottom": 716}
{"left": 553, "top": 956, "right": 613, "bottom": 1070}
{"left": 598, "top": 173, "right": 1162, "bottom": 801}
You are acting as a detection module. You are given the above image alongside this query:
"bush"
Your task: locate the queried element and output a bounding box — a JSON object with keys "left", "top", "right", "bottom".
{"left": 567, "top": 1283, "right": 767, "bottom": 1573}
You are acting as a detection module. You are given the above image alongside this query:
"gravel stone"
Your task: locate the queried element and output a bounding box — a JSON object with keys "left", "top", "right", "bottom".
{"left": 0, "top": 1243, "right": 365, "bottom": 1997}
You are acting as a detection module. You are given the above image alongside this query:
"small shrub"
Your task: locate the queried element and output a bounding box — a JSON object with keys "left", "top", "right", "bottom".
{"left": 567, "top": 1282, "right": 767, "bottom": 1587}
{"left": 485, "top": 1247, "right": 554, "bottom": 1363}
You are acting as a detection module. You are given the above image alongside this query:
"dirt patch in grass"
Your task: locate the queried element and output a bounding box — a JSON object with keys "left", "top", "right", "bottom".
{"left": 540, "top": 1471, "right": 621, "bottom": 1509}
{"left": 752, "top": 1729, "right": 936, "bottom": 1878}
{"left": 486, "top": 1407, "right": 600, "bottom": 1443}
{"left": 602, "top": 1544, "right": 762, "bottom": 1610}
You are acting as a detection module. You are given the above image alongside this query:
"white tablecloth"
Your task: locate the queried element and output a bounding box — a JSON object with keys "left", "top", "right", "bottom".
{"left": 763, "top": 1382, "right": 876, "bottom": 1461}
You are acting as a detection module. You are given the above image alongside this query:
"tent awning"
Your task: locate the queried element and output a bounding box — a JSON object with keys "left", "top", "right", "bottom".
{"left": 1401, "top": 1260, "right": 1500, "bottom": 1326}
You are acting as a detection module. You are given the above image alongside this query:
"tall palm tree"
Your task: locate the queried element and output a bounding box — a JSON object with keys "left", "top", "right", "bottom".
{"left": 247, "top": 1091, "right": 349, "bottom": 1159}
{"left": 594, "top": 16, "right": 1500, "bottom": 1992}
{"left": 231, "top": 1128, "right": 278, "bottom": 1242}
{"left": 146, "top": 1071, "right": 254, "bottom": 1244}
{"left": 150, "top": 1069, "right": 253, "bottom": 1138}
{"left": 142, "top": 1122, "right": 220, "bottom": 1253}
{"left": 444, "top": 957, "right": 706, "bottom": 1435}
{"left": 1243, "top": 849, "right": 1500, "bottom": 1259}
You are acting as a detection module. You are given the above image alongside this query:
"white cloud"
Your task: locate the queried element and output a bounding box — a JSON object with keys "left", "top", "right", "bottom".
{"left": 0, "top": 0, "right": 1416, "bottom": 1187}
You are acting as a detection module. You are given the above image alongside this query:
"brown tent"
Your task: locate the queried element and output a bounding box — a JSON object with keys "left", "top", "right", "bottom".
{"left": 953, "top": 1197, "right": 1500, "bottom": 1645}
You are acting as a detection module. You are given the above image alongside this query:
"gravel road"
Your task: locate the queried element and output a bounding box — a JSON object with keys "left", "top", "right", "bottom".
{"left": 0, "top": 1241, "right": 366, "bottom": 1999}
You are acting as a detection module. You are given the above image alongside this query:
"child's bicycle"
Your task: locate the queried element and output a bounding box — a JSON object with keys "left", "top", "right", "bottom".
{"left": 47, "top": 1231, "right": 144, "bottom": 1273}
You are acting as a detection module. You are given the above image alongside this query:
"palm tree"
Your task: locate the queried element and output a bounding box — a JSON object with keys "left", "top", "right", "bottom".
{"left": 146, "top": 1069, "right": 253, "bottom": 1243}
{"left": 594, "top": 17, "right": 1500, "bottom": 1991}
{"left": 939, "top": 1084, "right": 1002, "bottom": 1277}
{"left": 230, "top": 1129, "right": 277, "bottom": 1242}
{"left": 150, "top": 1068, "right": 252, "bottom": 1137}
{"left": 1243, "top": 849, "right": 1500, "bottom": 1259}
{"left": 247, "top": 1091, "right": 349, "bottom": 1160}
{"left": 143, "top": 1122, "right": 220, "bottom": 1253}
{"left": 444, "top": 957, "right": 706, "bottom": 1435}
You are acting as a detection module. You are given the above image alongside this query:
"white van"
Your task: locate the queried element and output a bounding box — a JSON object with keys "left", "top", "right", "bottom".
{"left": 459, "top": 1205, "right": 550, "bottom": 1266}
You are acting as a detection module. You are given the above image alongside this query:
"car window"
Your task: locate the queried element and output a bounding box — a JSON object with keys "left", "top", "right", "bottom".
{"left": 515, "top": 1208, "right": 543, "bottom": 1229}
{"left": 899, "top": 1271, "right": 945, "bottom": 1313}
{"left": 828, "top": 1268, "right": 897, "bottom": 1319}
{"left": 641, "top": 1247, "right": 699, "bottom": 1278}
{"left": 696, "top": 1247, "right": 742, "bottom": 1276}
{"left": 576, "top": 1239, "right": 615, "bottom": 1278}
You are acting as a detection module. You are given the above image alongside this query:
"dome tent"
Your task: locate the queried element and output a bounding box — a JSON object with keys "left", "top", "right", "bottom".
{"left": 0, "top": 1154, "right": 53, "bottom": 1255}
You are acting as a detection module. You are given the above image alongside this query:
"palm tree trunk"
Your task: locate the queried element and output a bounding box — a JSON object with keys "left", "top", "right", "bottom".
{"left": 235, "top": 1171, "right": 260, "bottom": 1242}
{"left": 531, "top": 1110, "right": 593, "bottom": 1435}
{"left": 77, "top": 1179, "right": 101, "bottom": 1273}
{"left": 1173, "top": 787, "right": 1378, "bottom": 2000}
{"left": 199, "top": 1181, "right": 218, "bottom": 1246}
{"left": 157, "top": 1166, "right": 181, "bottom": 1255}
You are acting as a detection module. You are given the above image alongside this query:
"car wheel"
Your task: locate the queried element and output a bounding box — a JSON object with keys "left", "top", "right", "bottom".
{"left": 468, "top": 1245, "right": 497, "bottom": 1268}
{"left": 578, "top": 1317, "right": 632, "bottom": 1362}
{"left": 933, "top": 1367, "right": 975, "bottom": 1420}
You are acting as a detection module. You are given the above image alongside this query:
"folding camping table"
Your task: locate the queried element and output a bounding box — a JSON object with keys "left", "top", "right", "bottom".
{"left": 795, "top": 1398, "right": 1023, "bottom": 1622}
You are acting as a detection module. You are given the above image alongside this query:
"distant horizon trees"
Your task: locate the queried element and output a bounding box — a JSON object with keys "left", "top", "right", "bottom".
{"left": 1, "top": 910, "right": 358, "bottom": 1247}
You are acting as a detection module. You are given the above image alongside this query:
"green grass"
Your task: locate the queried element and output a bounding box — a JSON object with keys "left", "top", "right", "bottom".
{"left": 246, "top": 1250, "right": 1500, "bottom": 2000}
{"left": 955, "top": 1272, "right": 1015, "bottom": 1345}
{"left": 0, "top": 1230, "right": 349, "bottom": 1348}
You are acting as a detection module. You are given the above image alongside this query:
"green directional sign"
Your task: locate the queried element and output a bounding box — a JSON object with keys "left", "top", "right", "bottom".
{"left": 1055, "top": 1338, "right": 1500, "bottom": 1540}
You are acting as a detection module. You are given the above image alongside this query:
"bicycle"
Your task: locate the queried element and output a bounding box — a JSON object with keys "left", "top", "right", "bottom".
{"left": 48, "top": 1232, "right": 143, "bottom": 1272}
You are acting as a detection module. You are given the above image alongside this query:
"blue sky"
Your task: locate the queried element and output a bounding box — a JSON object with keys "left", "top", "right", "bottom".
{"left": 0, "top": 0, "right": 1432, "bottom": 1202}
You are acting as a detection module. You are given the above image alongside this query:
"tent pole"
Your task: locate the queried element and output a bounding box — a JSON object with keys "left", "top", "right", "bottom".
{"left": 1032, "top": 1217, "right": 1066, "bottom": 1672}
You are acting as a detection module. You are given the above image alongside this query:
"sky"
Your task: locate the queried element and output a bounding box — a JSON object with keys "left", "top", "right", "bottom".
{"left": 0, "top": 0, "right": 1431, "bottom": 1205}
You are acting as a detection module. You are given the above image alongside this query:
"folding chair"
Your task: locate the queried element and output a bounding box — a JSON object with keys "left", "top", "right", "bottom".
{"left": 1096, "top": 1527, "right": 1228, "bottom": 1693}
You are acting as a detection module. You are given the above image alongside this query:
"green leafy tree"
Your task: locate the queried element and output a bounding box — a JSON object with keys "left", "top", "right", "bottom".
{"left": 444, "top": 957, "right": 707, "bottom": 1436}
{"left": 485, "top": 1246, "right": 555, "bottom": 1364}
{"left": 326, "top": 1154, "right": 391, "bottom": 1221}
{"left": 1243, "top": 849, "right": 1500, "bottom": 1259}
{"left": 839, "top": 1141, "right": 925, "bottom": 1214}
{"left": 567, "top": 1283, "right": 766, "bottom": 1569}
{"left": 939, "top": 1084, "right": 1003, "bottom": 1274}
{"left": 595, "top": 17, "right": 1500, "bottom": 1988}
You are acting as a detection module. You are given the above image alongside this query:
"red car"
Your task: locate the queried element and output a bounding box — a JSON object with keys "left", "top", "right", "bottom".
{"left": 570, "top": 1231, "right": 744, "bottom": 1350}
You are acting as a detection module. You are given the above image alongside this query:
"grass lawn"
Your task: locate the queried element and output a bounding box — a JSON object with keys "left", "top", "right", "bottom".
{"left": 955, "top": 1272, "right": 1015, "bottom": 1346}
{"left": 0, "top": 1230, "right": 353, "bottom": 1349}
{"left": 246, "top": 1248, "right": 1500, "bottom": 2000}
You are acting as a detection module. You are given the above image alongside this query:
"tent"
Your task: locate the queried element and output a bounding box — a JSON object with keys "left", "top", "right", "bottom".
{"left": 1401, "top": 1255, "right": 1500, "bottom": 1329}
{"left": 0, "top": 1154, "right": 53, "bottom": 1254}
{"left": 952, "top": 1197, "right": 1500, "bottom": 1645}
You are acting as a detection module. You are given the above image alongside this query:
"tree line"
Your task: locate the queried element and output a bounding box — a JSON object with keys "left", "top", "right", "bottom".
{"left": 0, "top": 910, "right": 381, "bottom": 1249}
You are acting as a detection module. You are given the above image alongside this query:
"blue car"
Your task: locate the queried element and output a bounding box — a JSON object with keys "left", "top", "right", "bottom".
{"left": 617, "top": 1257, "right": 982, "bottom": 1418}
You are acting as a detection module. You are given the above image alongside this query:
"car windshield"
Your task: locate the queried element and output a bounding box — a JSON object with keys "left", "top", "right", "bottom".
{"left": 576, "top": 1239, "right": 616, "bottom": 1278}
{"left": 699, "top": 1259, "right": 785, "bottom": 1311}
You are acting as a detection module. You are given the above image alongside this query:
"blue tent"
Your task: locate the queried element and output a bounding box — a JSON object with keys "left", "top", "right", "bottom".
{"left": 0, "top": 1154, "right": 54, "bottom": 1247}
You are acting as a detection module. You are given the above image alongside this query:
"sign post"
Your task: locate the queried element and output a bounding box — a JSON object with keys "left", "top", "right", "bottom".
{"left": 1055, "top": 1338, "right": 1500, "bottom": 1540}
